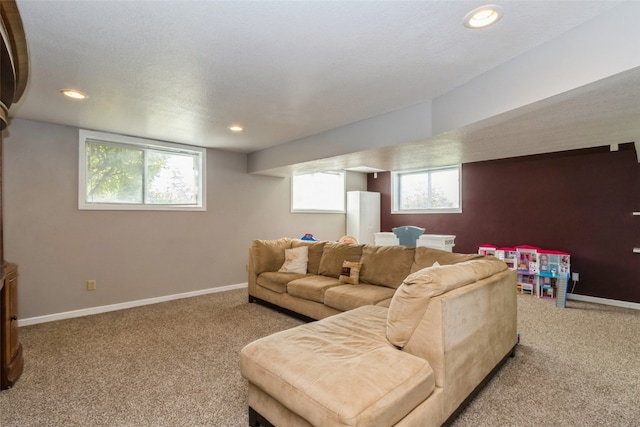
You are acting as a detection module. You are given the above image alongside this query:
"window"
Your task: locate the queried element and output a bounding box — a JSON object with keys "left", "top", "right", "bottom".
{"left": 291, "top": 171, "right": 345, "bottom": 212}
{"left": 79, "top": 130, "right": 206, "bottom": 210}
{"left": 392, "top": 165, "right": 461, "bottom": 213}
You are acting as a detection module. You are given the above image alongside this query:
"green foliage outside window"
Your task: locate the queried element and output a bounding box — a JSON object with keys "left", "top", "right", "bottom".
{"left": 86, "top": 142, "right": 144, "bottom": 203}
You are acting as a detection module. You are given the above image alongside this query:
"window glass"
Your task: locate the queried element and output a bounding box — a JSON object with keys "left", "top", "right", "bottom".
{"left": 86, "top": 141, "right": 144, "bottom": 204}
{"left": 146, "top": 149, "right": 199, "bottom": 205}
{"left": 291, "top": 171, "right": 345, "bottom": 212}
{"left": 392, "top": 166, "right": 461, "bottom": 213}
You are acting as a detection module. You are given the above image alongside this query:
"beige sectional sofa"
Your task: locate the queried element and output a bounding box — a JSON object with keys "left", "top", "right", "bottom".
{"left": 242, "top": 238, "right": 517, "bottom": 426}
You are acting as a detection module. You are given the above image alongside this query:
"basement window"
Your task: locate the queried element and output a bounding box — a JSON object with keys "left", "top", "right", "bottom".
{"left": 79, "top": 130, "right": 206, "bottom": 211}
{"left": 291, "top": 171, "right": 345, "bottom": 213}
{"left": 392, "top": 165, "right": 461, "bottom": 214}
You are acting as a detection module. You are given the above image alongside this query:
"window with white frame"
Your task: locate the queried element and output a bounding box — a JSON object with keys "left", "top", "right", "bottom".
{"left": 392, "top": 165, "right": 461, "bottom": 213}
{"left": 291, "top": 171, "right": 345, "bottom": 212}
{"left": 79, "top": 130, "right": 206, "bottom": 210}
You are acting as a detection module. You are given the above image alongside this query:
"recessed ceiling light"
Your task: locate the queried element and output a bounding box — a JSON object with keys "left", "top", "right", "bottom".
{"left": 60, "top": 89, "right": 88, "bottom": 100}
{"left": 463, "top": 4, "right": 504, "bottom": 29}
{"left": 227, "top": 125, "right": 243, "bottom": 132}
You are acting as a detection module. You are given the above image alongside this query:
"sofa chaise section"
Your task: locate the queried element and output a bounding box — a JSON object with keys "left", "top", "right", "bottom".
{"left": 241, "top": 306, "right": 436, "bottom": 427}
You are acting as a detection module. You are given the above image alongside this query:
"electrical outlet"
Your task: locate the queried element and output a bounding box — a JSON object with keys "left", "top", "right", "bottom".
{"left": 87, "top": 280, "right": 97, "bottom": 291}
{"left": 572, "top": 272, "right": 579, "bottom": 282}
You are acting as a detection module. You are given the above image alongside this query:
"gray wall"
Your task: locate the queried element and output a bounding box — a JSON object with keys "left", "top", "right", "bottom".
{"left": 4, "top": 119, "right": 352, "bottom": 319}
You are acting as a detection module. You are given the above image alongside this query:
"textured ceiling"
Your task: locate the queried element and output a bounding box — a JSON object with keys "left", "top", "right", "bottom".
{"left": 9, "top": 0, "right": 628, "bottom": 160}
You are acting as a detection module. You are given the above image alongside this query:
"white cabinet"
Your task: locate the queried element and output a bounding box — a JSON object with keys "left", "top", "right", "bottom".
{"left": 375, "top": 232, "right": 399, "bottom": 246}
{"left": 346, "top": 191, "right": 380, "bottom": 245}
{"left": 417, "top": 234, "right": 456, "bottom": 252}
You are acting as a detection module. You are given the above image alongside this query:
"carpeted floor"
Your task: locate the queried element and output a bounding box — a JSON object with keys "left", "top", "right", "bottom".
{"left": 0, "top": 288, "right": 638, "bottom": 426}
{"left": 453, "top": 295, "right": 640, "bottom": 427}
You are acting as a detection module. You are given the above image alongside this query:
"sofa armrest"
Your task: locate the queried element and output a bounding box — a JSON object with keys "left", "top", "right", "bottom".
{"left": 248, "top": 238, "right": 293, "bottom": 296}
{"left": 402, "top": 268, "right": 516, "bottom": 392}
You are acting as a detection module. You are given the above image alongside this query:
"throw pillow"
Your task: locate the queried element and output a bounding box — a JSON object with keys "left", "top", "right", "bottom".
{"left": 278, "top": 246, "right": 309, "bottom": 274}
{"left": 339, "top": 260, "right": 362, "bottom": 285}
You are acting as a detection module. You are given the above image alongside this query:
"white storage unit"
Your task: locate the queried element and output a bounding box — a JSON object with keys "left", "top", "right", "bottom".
{"left": 417, "top": 234, "right": 456, "bottom": 252}
{"left": 374, "top": 232, "right": 399, "bottom": 246}
{"left": 346, "top": 191, "right": 380, "bottom": 245}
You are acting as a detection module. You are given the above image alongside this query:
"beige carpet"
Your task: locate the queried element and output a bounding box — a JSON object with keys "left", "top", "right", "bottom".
{"left": 453, "top": 295, "right": 639, "bottom": 427}
{"left": 0, "top": 288, "right": 638, "bottom": 426}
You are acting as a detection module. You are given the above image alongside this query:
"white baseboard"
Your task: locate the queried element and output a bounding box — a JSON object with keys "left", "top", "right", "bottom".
{"left": 567, "top": 293, "right": 640, "bottom": 310}
{"left": 19, "top": 283, "right": 249, "bottom": 327}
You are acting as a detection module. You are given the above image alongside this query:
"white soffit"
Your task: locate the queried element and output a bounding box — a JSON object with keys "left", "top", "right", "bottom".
{"left": 344, "top": 166, "right": 387, "bottom": 174}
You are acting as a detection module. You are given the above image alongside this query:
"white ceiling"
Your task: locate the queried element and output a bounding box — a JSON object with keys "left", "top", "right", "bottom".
{"left": 9, "top": 0, "right": 640, "bottom": 175}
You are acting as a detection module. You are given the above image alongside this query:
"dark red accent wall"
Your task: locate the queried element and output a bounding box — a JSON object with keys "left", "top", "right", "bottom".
{"left": 368, "top": 143, "right": 640, "bottom": 303}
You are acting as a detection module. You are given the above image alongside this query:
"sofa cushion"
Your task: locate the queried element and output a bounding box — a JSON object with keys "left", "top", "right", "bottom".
{"left": 376, "top": 298, "right": 393, "bottom": 308}
{"left": 360, "top": 245, "right": 415, "bottom": 289}
{"left": 287, "top": 276, "right": 342, "bottom": 303}
{"left": 240, "top": 306, "right": 435, "bottom": 427}
{"left": 410, "top": 246, "right": 483, "bottom": 273}
{"left": 386, "top": 263, "right": 479, "bottom": 347}
{"left": 468, "top": 256, "right": 509, "bottom": 280}
{"left": 291, "top": 240, "right": 327, "bottom": 275}
{"left": 251, "top": 238, "right": 292, "bottom": 275}
{"left": 278, "top": 246, "right": 309, "bottom": 274}
{"left": 256, "top": 271, "right": 307, "bottom": 294}
{"left": 317, "top": 242, "right": 363, "bottom": 279}
{"left": 324, "top": 284, "right": 396, "bottom": 312}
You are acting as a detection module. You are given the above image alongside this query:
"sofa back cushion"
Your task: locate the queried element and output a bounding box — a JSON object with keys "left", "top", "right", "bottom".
{"left": 386, "top": 262, "right": 479, "bottom": 348}
{"left": 410, "top": 247, "right": 483, "bottom": 273}
{"left": 387, "top": 258, "right": 508, "bottom": 348}
{"left": 291, "top": 240, "right": 327, "bottom": 275}
{"left": 318, "top": 242, "right": 363, "bottom": 279}
{"left": 360, "top": 245, "right": 415, "bottom": 289}
{"left": 468, "top": 256, "right": 509, "bottom": 280}
{"left": 250, "top": 238, "right": 292, "bottom": 275}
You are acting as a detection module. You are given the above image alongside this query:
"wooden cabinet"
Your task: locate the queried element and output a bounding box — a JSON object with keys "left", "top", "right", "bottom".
{"left": 1, "top": 0, "right": 29, "bottom": 390}
{"left": 1, "top": 263, "right": 22, "bottom": 389}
